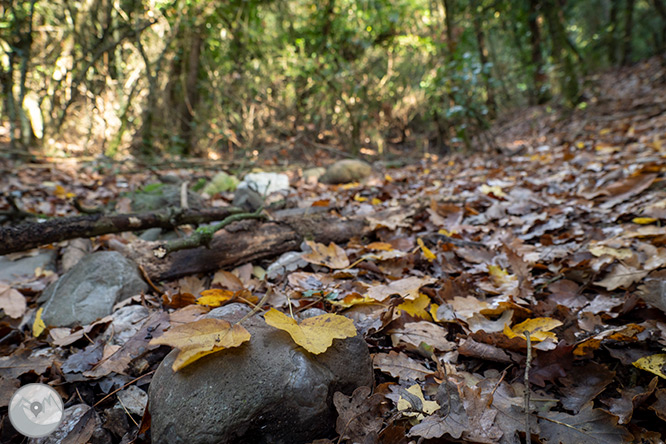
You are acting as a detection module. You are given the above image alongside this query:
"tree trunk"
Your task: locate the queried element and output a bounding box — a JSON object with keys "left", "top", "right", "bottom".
{"left": 608, "top": 0, "right": 620, "bottom": 64}
{"left": 542, "top": 0, "right": 579, "bottom": 104}
{"left": 442, "top": 0, "right": 455, "bottom": 55}
{"left": 622, "top": 0, "right": 635, "bottom": 66}
{"left": 527, "top": 0, "right": 549, "bottom": 104}
{"left": 472, "top": 4, "right": 496, "bottom": 117}
{"left": 179, "top": 30, "right": 203, "bottom": 154}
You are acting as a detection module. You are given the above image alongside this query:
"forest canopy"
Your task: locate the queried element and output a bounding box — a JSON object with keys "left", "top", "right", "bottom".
{"left": 1, "top": 0, "right": 665, "bottom": 158}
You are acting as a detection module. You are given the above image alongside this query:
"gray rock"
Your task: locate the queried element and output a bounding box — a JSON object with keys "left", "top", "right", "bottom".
{"left": 39, "top": 252, "right": 148, "bottom": 327}
{"left": 0, "top": 249, "right": 57, "bottom": 283}
{"left": 149, "top": 312, "right": 373, "bottom": 444}
{"left": 320, "top": 159, "right": 372, "bottom": 184}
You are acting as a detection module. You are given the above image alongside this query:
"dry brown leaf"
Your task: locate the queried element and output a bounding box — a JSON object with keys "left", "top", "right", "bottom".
{"left": 301, "top": 241, "right": 350, "bottom": 269}
{"left": 367, "top": 276, "right": 436, "bottom": 302}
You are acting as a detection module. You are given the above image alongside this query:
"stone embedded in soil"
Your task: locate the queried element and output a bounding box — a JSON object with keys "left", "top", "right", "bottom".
{"left": 39, "top": 251, "right": 148, "bottom": 327}
{"left": 149, "top": 306, "right": 373, "bottom": 444}
{"left": 320, "top": 159, "right": 372, "bottom": 184}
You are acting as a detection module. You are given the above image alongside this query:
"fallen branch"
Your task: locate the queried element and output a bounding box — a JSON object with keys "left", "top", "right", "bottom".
{"left": 119, "top": 213, "right": 368, "bottom": 281}
{"left": 0, "top": 207, "right": 246, "bottom": 255}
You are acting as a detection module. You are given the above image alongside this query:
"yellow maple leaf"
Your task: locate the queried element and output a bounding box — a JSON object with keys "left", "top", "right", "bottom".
{"left": 150, "top": 318, "right": 251, "bottom": 371}
{"left": 504, "top": 317, "right": 562, "bottom": 342}
{"left": 33, "top": 307, "right": 46, "bottom": 337}
{"left": 264, "top": 308, "right": 356, "bottom": 354}
{"left": 302, "top": 240, "right": 350, "bottom": 269}
{"left": 397, "top": 293, "right": 432, "bottom": 320}
{"left": 196, "top": 289, "right": 235, "bottom": 307}
{"left": 416, "top": 238, "right": 436, "bottom": 262}
{"left": 633, "top": 354, "right": 666, "bottom": 379}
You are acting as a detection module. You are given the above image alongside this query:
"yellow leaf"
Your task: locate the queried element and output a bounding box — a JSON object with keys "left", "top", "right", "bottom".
{"left": 384, "top": 174, "right": 394, "bottom": 182}
{"left": 33, "top": 307, "right": 46, "bottom": 337}
{"left": 576, "top": 141, "right": 585, "bottom": 149}
{"left": 417, "top": 238, "right": 436, "bottom": 262}
{"left": 437, "top": 228, "right": 456, "bottom": 236}
{"left": 488, "top": 264, "right": 515, "bottom": 286}
{"left": 633, "top": 217, "right": 657, "bottom": 225}
{"left": 599, "top": 128, "right": 611, "bottom": 135}
{"left": 196, "top": 289, "right": 234, "bottom": 307}
{"left": 354, "top": 193, "right": 368, "bottom": 202}
{"left": 264, "top": 308, "right": 357, "bottom": 354}
{"left": 371, "top": 197, "right": 382, "bottom": 205}
{"left": 503, "top": 317, "right": 562, "bottom": 342}
{"left": 341, "top": 182, "right": 360, "bottom": 189}
{"left": 366, "top": 242, "right": 393, "bottom": 251}
{"left": 430, "top": 303, "right": 441, "bottom": 322}
{"left": 397, "top": 293, "right": 432, "bottom": 320}
{"left": 397, "top": 384, "right": 440, "bottom": 421}
{"left": 588, "top": 245, "right": 633, "bottom": 259}
{"left": 54, "top": 184, "right": 67, "bottom": 199}
{"left": 150, "top": 318, "right": 251, "bottom": 371}
{"left": 328, "top": 294, "right": 378, "bottom": 308}
{"left": 480, "top": 184, "right": 506, "bottom": 198}
{"left": 633, "top": 354, "right": 666, "bottom": 379}
{"left": 302, "top": 240, "right": 350, "bottom": 269}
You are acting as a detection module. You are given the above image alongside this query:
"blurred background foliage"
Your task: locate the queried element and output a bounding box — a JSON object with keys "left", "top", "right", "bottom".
{"left": 1, "top": 0, "right": 664, "bottom": 160}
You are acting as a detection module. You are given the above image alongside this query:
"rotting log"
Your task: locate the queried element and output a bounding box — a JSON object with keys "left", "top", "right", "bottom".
{"left": 118, "top": 214, "right": 368, "bottom": 281}
{"left": 0, "top": 207, "right": 244, "bottom": 255}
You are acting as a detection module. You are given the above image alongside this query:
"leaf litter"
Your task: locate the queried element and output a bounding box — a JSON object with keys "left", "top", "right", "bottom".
{"left": 1, "top": 59, "right": 666, "bottom": 443}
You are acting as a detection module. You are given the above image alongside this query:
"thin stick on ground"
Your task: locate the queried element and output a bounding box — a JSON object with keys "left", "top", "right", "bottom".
{"left": 524, "top": 332, "right": 532, "bottom": 444}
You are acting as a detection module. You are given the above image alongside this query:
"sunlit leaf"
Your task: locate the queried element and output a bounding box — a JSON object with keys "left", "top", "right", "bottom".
{"left": 397, "top": 293, "right": 432, "bottom": 320}
{"left": 33, "top": 307, "right": 46, "bottom": 337}
{"left": 149, "top": 318, "right": 251, "bottom": 371}
{"left": 503, "top": 317, "right": 562, "bottom": 342}
{"left": 196, "top": 289, "right": 234, "bottom": 307}
{"left": 633, "top": 354, "right": 666, "bottom": 379}
{"left": 264, "top": 308, "right": 357, "bottom": 354}
{"left": 417, "top": 238, "right": 436, "bottom": 262}
{"left": 632, "top": 217, "right": 657, "bottom": 224}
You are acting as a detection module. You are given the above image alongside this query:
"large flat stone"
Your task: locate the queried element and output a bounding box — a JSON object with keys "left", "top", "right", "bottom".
{"left": 39, "top": 252, "right": 148, "bottom": 327}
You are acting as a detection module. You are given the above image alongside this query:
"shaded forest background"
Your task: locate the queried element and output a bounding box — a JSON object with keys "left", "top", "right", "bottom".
{"left": 1, "top": 0, "right": 665, "bottom": 160}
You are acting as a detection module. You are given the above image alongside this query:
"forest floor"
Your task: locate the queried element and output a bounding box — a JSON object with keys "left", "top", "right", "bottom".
{"left": 1, "top": 55, "right": 666, "bottom": 443}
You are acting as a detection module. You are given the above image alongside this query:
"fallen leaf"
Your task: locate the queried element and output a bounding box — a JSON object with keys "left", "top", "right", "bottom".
{"left": 389, "top": 321, "right": 455, "bottom": 351}
{"left": 302, "top": 241, "right": 350, "bottom": 269}
{"left": 150, "top": 318, "right": 251, "bottom": 371}
{"left": 417, "top": 238, "right": 436, "bottom": 262}
{"left": 33, "top": 307, "right": 46, "bottom": 337}
{"left": 397, "top": 384, "right": 440, "bottom": 421}
{"left": 373, "top": 351, "right": 431, "bottom": 380}
{"left": 197, "top": 289, "right": 234, "bottom": 307}
{"left": 0, "top": 283, "right": 26, "bottom": 318}
{"left": 504, "top": 317, "right": 562, "bottom": 342}
{"left": 633, "top": 354, "right": 666, "bottom": 379}
{"left": 396, "top": 293, "right": 432, "bottom": 320}
{"left": 367, "top": 276, "right": 436, "bottom": 301}
{"left": 334, "top": 386, "right": 384, "bottom": 442}
{"left": 537, "top": 403, "right": 631, "bottom": 444}
{"left": 264, "top": 308, "right": 356, "bottom": 354}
